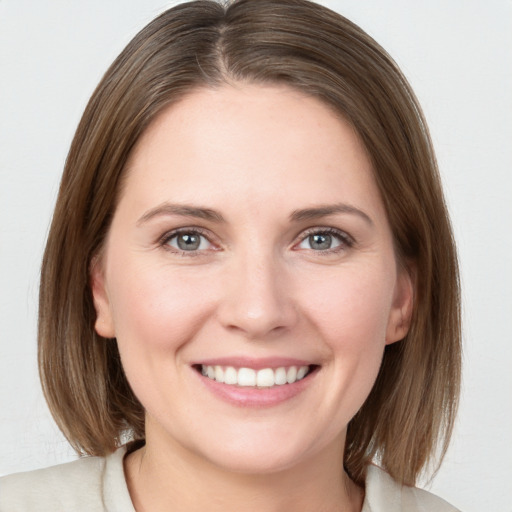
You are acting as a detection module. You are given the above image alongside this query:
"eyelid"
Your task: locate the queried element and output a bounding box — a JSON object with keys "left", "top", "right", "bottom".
{"left": 293, "top": 226, "right": 355, "bottom": 251}
{"left": 156, "top": 225, "right": 354, "bottom": 255}
{"left": 158, "top": 226, "right": 219, "bottom": 253}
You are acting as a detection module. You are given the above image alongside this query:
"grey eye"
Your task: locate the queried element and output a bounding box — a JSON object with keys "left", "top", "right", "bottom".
{"left": 308, "top": 233, "right": 334, "bottom": 250}
{"left": 167, "top": 232, "right": 210, "bottom": 251}
{"left": 177, "top": 233, "right": 200, "bottom": 250}
{"left": 298, "top": 232, "right": 343, "bottom": 251}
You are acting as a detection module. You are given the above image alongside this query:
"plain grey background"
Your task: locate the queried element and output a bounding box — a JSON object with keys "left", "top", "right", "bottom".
{"left": 1, "top": 1, "right": 511, "bottom": 511}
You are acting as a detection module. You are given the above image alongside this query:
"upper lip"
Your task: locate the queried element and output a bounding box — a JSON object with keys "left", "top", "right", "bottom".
{"left": 191, "top": 356, "right": 316, "bottom": 370}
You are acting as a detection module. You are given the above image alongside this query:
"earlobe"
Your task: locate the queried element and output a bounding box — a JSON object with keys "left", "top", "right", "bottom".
{"left": 385, "top": 266, "right": 414, "bottom": 345}
{"left": 90, "top": 256, "right": 116, "bottom": 338}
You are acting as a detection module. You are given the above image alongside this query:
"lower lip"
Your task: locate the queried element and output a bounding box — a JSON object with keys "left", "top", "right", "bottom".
{"left": 195, "top": 369, "right": 316, "bottom": 408}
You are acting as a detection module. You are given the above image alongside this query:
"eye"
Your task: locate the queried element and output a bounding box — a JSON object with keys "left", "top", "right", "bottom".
{"left": 163, "top": 229, "right": 213, "bottom": 252}
{"left": 296, "top": 228, "right": 352, "bottom": 252}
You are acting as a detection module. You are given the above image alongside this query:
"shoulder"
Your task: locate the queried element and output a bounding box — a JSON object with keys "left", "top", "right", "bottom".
{"left": 363, "top": 465, "right": 461, "bottom": 512}
{"left": 0, "top": 446, "right": 133, "bottom": 512}
{"left": 0, "top": 455, "right": 105, "bottom": 511}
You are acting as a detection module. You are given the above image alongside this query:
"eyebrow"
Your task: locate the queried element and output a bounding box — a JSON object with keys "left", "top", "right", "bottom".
{"left": 289, "top": 203, "right": 373, "bottom": 225}
{"left": 137, "top": 203, "right": 226, "bottom": 225}
{"left": 137, "top": 202, "right": 373, "bottom": 226}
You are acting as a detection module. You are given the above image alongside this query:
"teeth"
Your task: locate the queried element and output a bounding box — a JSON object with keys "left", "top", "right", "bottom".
{"left": 200, "top": 365, "right": 311, "bottom": 387}
{"left": 238, "top": 368, "right": 256, "bottom": 387}
{"left": 214, "top": 365, "right": 224, "bottom": 383}
{"left": 296, "top": 366, "right": 308, "bottom": 380}
{"left": 256, "top": 368, "right": 274, "bottom": 387}
{"left": 275, "top": 367, "right": 287, "bottom": 385}
{"left": 224, "top": 366, "right": 238, "bottom": 385}
{"left": 286, "top": 366, "right": 297, "bottom": 384}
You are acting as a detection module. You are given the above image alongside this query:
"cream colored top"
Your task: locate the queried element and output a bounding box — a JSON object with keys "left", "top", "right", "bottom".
{"left": 0, "top": 446, "right": 460, "bottom": 511}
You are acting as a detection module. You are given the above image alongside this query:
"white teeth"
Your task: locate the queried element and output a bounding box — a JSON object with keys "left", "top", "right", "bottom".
{"left": 214, "top": 365, "right": 224, "bottom": 383}
{"left": 296, "top": 366, "right": 308, "bottom": 380}
{"left": 275, "top": 367, "right": 287, "bottom": 385}
{"left": 224, "top": 366, "right": 238, "bottom": 385}
{"left": 238, "top": 368, "right": 256, "bottom": 387}
{"left": 286, "top": 366, "right": 297, "bottom": 384}
{"left": 256, "top": 368, "right": 275, "bottom": 387}
{"left": 200, "top": 364, "right": 311, "bottom": 387}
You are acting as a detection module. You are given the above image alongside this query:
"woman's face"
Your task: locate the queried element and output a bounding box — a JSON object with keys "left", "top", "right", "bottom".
{"left": 92, "top": 84, "right": 412, "bottom": 473}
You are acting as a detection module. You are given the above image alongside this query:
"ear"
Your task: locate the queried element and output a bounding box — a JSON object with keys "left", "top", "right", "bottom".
{"left": 90, "top": 255, "right": 116, "bottom": 338}
{"left": 385, "top": 264, "right": 414, "bottom": 345}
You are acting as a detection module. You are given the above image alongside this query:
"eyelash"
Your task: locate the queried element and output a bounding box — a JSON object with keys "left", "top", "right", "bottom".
{"left": 158, "top": 227, "right": 215, "bottom": 257}
{"left": 158, "top": 226, "right": 354, "bottom": 256}
{"left": 295, "top": 227, "right": 354, "bottom": 254}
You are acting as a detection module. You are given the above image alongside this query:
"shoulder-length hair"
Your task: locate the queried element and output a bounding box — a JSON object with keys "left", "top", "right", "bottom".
{"left": 39, "top": 0, "right": 460, "bottom": 487}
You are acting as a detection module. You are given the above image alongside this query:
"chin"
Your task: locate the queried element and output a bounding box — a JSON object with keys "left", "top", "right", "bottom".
{"left": 204, "top": 444, "right": 308, "bottom": 475}
{"left": 185, "top": 425, "right": 336, "bottom": 476}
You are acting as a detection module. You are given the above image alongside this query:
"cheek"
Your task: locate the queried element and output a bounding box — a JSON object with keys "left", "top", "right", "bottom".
{"left": 105, "top": 260, "right": 220, "bottom": 412}
{"left": 309, "top": 264, "right": 396, "bottom": 410}
{"left": 300, "top": 263, "right": 396, "bottom": 350}
{"left": 107, "top": 258, "right": 217, "bottom": 354}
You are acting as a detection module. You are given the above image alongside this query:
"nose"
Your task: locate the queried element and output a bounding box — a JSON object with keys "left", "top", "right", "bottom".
{"left": 216, "top": 250, "right": 298, "bottom": 340}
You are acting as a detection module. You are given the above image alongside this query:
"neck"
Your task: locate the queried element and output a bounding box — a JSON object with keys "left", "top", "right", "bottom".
{"left": 124, "top": 428, "right": 364, "bottom": 512}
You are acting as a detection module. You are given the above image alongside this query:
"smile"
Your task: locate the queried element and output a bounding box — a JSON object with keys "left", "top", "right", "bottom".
{"left": 193, "top": 360, "right": 319, "bottom": 407}
{"left": 200, "top": 365, "right": 312, "bottom": 388}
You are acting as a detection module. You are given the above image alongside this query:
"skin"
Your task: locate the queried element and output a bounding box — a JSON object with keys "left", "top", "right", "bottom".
{"left": 91, "top": 84, "right": 413, "bottom": 512}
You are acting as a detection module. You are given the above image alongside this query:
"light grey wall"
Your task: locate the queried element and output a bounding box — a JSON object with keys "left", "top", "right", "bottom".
{"left": 1, "top": 1, "right": 511, "bottom": 510}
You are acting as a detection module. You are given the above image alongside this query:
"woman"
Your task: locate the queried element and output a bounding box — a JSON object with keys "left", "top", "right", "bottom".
{"left": 0, "top": 0, "right": 461, "bottom": 510}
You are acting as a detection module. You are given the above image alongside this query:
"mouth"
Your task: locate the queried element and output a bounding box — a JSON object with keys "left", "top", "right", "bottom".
{"left": 193, "top": 364, "right": 318, "bottom": 389}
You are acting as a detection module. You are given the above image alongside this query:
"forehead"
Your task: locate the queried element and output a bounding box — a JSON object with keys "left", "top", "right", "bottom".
{"left": 119, "top": 84, "right": 385, "bottom": 221}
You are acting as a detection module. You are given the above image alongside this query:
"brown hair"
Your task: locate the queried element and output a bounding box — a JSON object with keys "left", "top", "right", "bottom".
{"left": 39, "top": 0, "right": 460, "bottom": 487}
